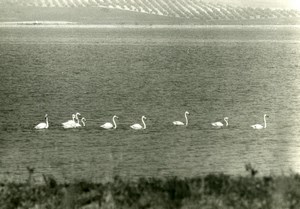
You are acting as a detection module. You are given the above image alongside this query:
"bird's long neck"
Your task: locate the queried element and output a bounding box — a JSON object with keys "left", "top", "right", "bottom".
{"left": 113, "top": 117, "right": 117, "bottom": 129}
{"left": 142, "top": 117, "right": 146, "bottom": 129}
{"left": 224, "top": 118, "right": 228, "bottom": 126}
{"left": 82, "top": 119, "right": 85, "bottom": 127}
{"left": 185, "top": 113, "right": 188, "bottom": 126}
{"left": 264, "top": 115, "right": 267, "bottom": 128}
{"left": 45, "top": 117, "right": 49, "bottom": 128}
{"left": 76, "top": 114, "right": 80, "bottom": 123}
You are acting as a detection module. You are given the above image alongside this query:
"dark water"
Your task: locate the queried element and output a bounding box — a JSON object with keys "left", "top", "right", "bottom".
{"left": 0, "top": 25, "right": 300, "bottom": 182}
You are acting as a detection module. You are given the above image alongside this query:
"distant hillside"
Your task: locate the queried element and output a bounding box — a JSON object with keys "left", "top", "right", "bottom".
{"left": 1, "top": 0, "right": 300, "bottom": 24}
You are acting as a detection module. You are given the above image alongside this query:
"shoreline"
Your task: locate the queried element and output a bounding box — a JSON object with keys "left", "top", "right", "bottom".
{"left": 1, "top": 21, "right": 300, "bottom": 29}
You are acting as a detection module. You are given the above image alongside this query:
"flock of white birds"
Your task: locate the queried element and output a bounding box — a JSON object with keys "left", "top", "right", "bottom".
{"left": 34, "top": 112, "right": 269, "bottom": 130}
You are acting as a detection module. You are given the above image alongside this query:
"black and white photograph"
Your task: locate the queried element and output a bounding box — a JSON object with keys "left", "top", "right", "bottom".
{"left": 0, "top": 0, "right": 300, "bottom": 208}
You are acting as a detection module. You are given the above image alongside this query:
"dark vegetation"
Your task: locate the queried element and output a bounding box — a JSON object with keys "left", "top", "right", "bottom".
{"left": 1, "top": 165, "right": 300, "bottom": 209}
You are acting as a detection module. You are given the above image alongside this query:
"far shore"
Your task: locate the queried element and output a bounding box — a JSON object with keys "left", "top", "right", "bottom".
{"left": 0, "top": 21, "right": 75, "bottom": 25}
{"left": 1, "top": 21, "right": 300, "bottom": 29}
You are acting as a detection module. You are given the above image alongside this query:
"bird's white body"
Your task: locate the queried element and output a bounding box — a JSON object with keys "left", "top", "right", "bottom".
{"left": 173, "top": 121, "right": 185, "bottom": 126}
{"left": 131, "top": 116, "right": 146, "bottom": 130}
{"left": 251, "top": 114, "right": 268, "bottom": 129}
{"left": 74, "top": 123, "right": 81, "bottom": 128}
{"left": 63, "top": 122, "right": 76, "bottom": 129}
{"left": 101, "top": 123, "right": 113, "bottom": 129}
{"left": 212, "top": 117, "right": 229, "bottom": 127}
{"left": 101, "top": 115, "right": 118, "bottom": 129}
{"left": 63, "top": 117, "right": 85, "bottom": 129}
{"left": 173, "top": 111, "right": 189, "bottom": 126}
{"left": 62, "top": 114, "right": 75, "bottom": 126}
{"left": 35, "top": 114, "right": 49, "bottom": 129}
{"left": 212, "top": 122, "right": 224, "bottom": 127}
{"left": 131, "top": 124, "right": 143, "bottom": 129}
{"left": 251, "top": 124, "right": 264, "bottom": 129}
{"left": 62, "top": 113, "right": 80, "bottom": 127}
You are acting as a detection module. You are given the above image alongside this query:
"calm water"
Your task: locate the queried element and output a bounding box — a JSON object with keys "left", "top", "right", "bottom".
{"left": 0, "top": 25, "right": 300, "bottom": 182}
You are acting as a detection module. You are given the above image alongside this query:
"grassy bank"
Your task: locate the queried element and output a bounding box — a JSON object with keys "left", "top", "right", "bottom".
{"left": 0, "top": 6, "right": 299, "bottom": 25}
{"left": 1, "top": 167, "right": 300, "bottom": 209}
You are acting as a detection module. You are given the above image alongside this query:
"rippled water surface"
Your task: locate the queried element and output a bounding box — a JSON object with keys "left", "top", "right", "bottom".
{"left": 0, "top": 26, "right": 300, "bottom": 182}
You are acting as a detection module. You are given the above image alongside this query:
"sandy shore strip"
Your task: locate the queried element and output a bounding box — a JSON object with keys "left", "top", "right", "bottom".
{"left": 0, "top": 21, "right": 300, "bottom": 29}
{"left": 0, "top": 21, "right": 76, "bottom": 25}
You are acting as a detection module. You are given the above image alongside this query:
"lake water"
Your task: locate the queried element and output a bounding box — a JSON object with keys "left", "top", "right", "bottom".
{"left": 0, "top": 25, "right": 300, "bottom": 182}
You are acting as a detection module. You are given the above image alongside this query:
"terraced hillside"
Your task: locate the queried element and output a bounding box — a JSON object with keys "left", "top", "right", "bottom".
{"left": 2, "top": 0, "right": 300, "bottom": 22}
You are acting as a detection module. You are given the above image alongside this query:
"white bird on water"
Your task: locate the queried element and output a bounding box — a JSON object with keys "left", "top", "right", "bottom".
{"left": 101, "top": 115, "right": 119, "bottom": 129}
{"left": 173, "top": 111, "right": 189, "bottom": 126}
{"left": 211, "top": 117, "right": 229, "bottom": 127}
{"left": 62, "top": 114, "right": 75, "bottom": 126}
{"left": 251, "top": 114, "right": 269, "bottom": 129}
{"left": 62, "top": 112, "right": 80, "bottom": 126}
{"left": 63, "top": 115, "right": 86, "bottom": 129}
{"left": 35, "top": 114, "right": 49, "bottom": 129}
{"left": 131, "top": 116, "right": 147, "bottom": 130}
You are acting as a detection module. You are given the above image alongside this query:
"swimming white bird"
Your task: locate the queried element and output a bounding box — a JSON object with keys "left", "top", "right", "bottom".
{"left": 63, "top": 115, "right": 85, "bottom": 129}
{"left": 35, "top": 114, "right": 49, "bottom": 129}
{"left": 131, "top": 116, "right": 147, "bottom": 130}
{"left": 173, "top": 111, "right": 189, "bottom": 126}
{"left": 62, "top": 114, "right": 75, "bottom": 126}
{"left": 62, "top": 112, "right": 81, "bottom": 126}
{"left": 251, "top": 114, "right": 268, "bottom": 129}
{"left": 101, "top": 115, "right": 118, "bottom": 129}
{"left": 211, "top": 117, "right": 229, "bottom": 127}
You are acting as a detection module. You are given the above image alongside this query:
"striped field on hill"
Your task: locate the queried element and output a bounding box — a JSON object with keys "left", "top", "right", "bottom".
{"left": 2, "top": 0, "right": 300, "bottom": 21}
